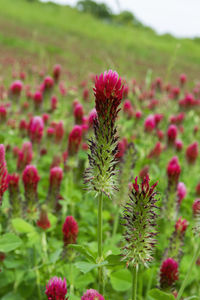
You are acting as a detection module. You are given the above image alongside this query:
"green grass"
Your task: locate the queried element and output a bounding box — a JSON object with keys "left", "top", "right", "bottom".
{"left": 0, "top": 0, "right": 200, "bottom": 80}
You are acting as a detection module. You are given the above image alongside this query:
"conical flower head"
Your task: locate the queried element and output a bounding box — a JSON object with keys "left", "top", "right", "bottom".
{"left": 122, "top": 175, "right": 158, "bottom": 267}
{"left": 81, "top": 289, "right": 104, "bottom": 300}
{"left": 160, "top": 258, "right": 179, "bottom": 289}
{"left": 0, "top": 144, "right": 8, "bottom": 204}
{"left": 85, "top": 70, "right": 123, "bottom": 197}
{"left": 94, "top": 70, "right": 123, "bottom": 124}
{"left": 62, "top": 216, "right": 78, "bottom": 246}
{"left": 45, "top": 277, "right": 67, "bottom": 300}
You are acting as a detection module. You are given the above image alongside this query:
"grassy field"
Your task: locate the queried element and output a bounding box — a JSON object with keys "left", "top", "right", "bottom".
{"left": 0, "top": 0, "right": 200, "bottom": 81}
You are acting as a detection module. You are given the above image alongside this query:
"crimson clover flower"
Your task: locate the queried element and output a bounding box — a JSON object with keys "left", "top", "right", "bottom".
{"left": 84, "top": 70, "right": 124, "bottom": 197}
{"left": 45, "top": 277, "right": 67, "bottom": 300}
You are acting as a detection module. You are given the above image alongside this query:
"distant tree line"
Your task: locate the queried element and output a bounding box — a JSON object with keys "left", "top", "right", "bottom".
{"left": 76, "top": 0, "right": 154, "bottom": 32}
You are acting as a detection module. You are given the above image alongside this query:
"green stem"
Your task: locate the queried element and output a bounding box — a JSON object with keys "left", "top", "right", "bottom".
{"left": 176, "top": 241, "right": 200, "bottom": 300}
{"left": 35, "top": 269, "right": 42, "bottom": 300}
{"left": 112, "top": 206, "right": 120, "bottom": 237}
{"left": 132, "top": 265, "right": 139, "bottom": 300}
{"left": 98, "top": 192, "right": 103, "bottom": 294}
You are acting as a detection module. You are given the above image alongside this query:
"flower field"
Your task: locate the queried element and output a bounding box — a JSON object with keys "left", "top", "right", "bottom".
{"left": 1, "top": 1, "right": 200, "bottom": 300}
{"left": 0, "top": 61, "right": 200, "bottom": 300}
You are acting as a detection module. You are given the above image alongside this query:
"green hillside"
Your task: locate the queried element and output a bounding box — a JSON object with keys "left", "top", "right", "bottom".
{"left": 0, "top": 0, "right": 200, "bottom": 81}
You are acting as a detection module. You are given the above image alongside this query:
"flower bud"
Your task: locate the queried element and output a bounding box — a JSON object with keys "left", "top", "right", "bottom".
{"left": 17, "top": 141, "right": 33, "bottom": 171}
{"left": 167, "top": 156, "right": 181, "bottom": 189}
{"left": 74, "top": 103, "right": 84, "bottom": 124}
{"left": 8, "top": 173, "right": 21, "bottom": 216}
{"left": 186, "top": 142, "right": 198, "bottom": 164}
{"left": 192, "top": 199, "right": 200, "bottom": 216}
{"left": 160, "top": 258, "right": 179, "bottom": 290}
{"left": 88, "top": 108, "right": 97, "bottom": 128}
{"left": 123, "top": 99, "right": 134, "bottom": 118}
{"left": 180, "top": 73, "right": 187, "bottom": 86}
{"left": 51, "top": 95, "right": 58, "bottom": 111}
{"left": 47, "top": 167, "right": 63, "bottom": 211}
{"left": 67, "top": 125, "right": 82, "bottom": 156}
{"left": 175, "top": 217, "right": 188, "bottom": 235}
{"left": 62, "top": 216, "right": 78, "bottom": 246}
{"left": 144, "top": 115, "right": 155, "bottom": 132}
{"left": 177, "top": 182, "right": 186, "bottom": 205}
{"left": 37, "top": 205, "right": 51, "bottom": 230}
{"left": 43, "top": 76, "right": 54, "bottom": 93}
{"left": 175, "top": 140, "right": 183, "bottom": 152}
{"left": 0, "top": 144, "right": 8, "bottom": 205}
{"left": 22, "top": 165, "right": 40, "bottom": 213}
{"left": 167, "top": 125, "right": 177, "bottom": 145}
{"left": 10, "top": 80, "right": 23, "bottom": 98}
{"left": 28, "top": 116, "right": 44, "bottom": 144}
{"left": 53, "top": 64, "right": 61, "bottom": 82}
{"left": 33, "top": 91, "right": 43, "bottom": 110}
{"left": 55, "top": 121, "right": 65, "bottom": 143}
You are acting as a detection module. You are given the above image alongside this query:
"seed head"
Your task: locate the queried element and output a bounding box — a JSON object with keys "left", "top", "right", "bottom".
{"left": 122, "top": 175, "right": 158, "bottom": 267}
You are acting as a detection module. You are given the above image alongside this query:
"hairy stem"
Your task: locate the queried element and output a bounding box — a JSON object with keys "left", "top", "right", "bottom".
{"left": 132, "top": 264, "right": 139, "bottom": 300}
{"left": 98, "top": 192, "right": 103, "bottom": 294}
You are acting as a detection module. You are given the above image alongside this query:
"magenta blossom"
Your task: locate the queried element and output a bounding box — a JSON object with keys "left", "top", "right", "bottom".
{"left": 81, "top": 289, "right": 104, "bottom": 300}
{"left": 45, "top": 277, "right": 67, "bottom": 300}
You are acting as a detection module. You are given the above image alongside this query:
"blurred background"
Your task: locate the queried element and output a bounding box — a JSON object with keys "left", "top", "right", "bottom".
{"left": 1, "top": 0, "right": 200, "bottom": 81}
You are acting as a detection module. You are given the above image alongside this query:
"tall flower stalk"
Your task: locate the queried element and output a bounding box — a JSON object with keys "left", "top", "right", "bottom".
{"left": 84, "top": 70, "right": 124, "bottom": 293}
{"left": 122, "top": 175, "right": 159, "bottom": 300}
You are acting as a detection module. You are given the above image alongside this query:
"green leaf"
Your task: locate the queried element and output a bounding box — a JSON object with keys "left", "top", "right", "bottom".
{"left": 49, "top": 249, "right": 62, "bottom": 263}
{"left": 2, "top": 291, "right": 23, "bottom": 300}
{"left": 106, "top": 254, "right": 125, "bottom": 266}
{"left": 76, "top": 273, "right": 94, "bottom": 289}
{"left": 12, "top": 218, "right": 35, "bottom": 233}
{"left": 0, "top": 233, "right": 22, "bottom": 252}
{"left": 75, "top": 261, "right": 108, "bottom": 274}
{"left": 148, "top": 289, "right": 175, "bottom": 300}
{"left": 110, "top": 269, "right": 132, "bottom": 292}
{"left": 68, "top": 244, "right": 96, "bottom": 262}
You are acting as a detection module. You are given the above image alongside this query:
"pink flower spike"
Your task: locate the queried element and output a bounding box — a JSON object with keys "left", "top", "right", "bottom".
{"left": 0, "top": 144, "right": 8, "bottom": 204}
{"left": 160, "top": 258, "right": 179, "bottom": 289}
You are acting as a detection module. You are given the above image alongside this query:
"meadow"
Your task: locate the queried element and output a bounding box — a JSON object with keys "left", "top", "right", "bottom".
{"left": 0, "top": 1, "right": 200, "bottom": 300}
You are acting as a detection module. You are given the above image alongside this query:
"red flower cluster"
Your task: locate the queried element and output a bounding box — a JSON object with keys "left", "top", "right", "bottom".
{"left": 22, "top": 165, "right": 40, "bottom": 192}
{"left": 81, "top": 289, "right": 104, "bottom": 300}
{"left": 0, "top": 144, "right": 8, "bottom": 204}
{"left": 67, "top": 125, "right": 82, "bottom": 156}
{"left": 45, "top": 277, "right": 67, "bottom": 300}
{"left": 62, "top": 216, "right": 78, "bottom": 245}
{"left": 186, "top": 142, "right": 198, "bottom": 164}
{"left": 167, "top": 156, "right": 181, "bottom": 187}
{"left": 175, "top": 217, "right": 188, "bottom": 235}
{"left": 94, "top": 70, "right": 124, "bottom": 123}
{"left": 37, "top": 206, "right": 51, "bottom": 230}
{"left": 160, "top": 258, "right": 179, "bottom": 289}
